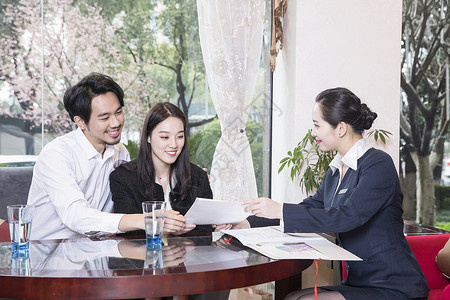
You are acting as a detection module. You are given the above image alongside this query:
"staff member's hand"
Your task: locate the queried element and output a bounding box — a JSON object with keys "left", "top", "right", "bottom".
{"left": 164, "top": 210, "right": 196, "bottom": 235}
{"left": 242, "top": 197, "right": 282, "bottom": 219}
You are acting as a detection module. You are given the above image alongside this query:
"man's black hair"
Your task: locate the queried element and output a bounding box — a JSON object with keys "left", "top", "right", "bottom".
{"left": 63, "top": 73, "right": 124, "bottom": 123}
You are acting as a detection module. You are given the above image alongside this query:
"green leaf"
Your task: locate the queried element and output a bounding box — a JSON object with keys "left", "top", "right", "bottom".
{"left": 278, "top": 162, "right": 286, "bottom": 173}
{"left": 290, "top": 168, "right": 296, "bottom": 180}
{"left": 279, "top": 157, "right": 289, "bottom": 164}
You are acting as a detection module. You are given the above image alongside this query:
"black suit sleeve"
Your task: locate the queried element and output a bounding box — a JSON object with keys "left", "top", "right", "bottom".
{"left": 247, "top": 215, "right": 280, "bottom": 228}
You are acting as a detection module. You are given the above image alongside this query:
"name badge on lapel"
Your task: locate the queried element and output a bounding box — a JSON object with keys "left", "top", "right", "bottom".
{"left": 338, "top": 188, "right": 348, "bottom": 194}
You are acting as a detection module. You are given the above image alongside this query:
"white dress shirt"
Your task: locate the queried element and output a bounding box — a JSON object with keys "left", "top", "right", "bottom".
{"left": 28, "top": 128, "right": 129, "bottom": 240}
{"left": 29, "top": 239, "right": 123, "bottom": 275}
{"left": 329, "top": 138, "right": 370, "bottom": 177}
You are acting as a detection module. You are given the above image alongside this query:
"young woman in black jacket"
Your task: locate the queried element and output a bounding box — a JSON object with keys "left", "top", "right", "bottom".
{"left": 110, "top": 102, "right": 230, "bottom": 235}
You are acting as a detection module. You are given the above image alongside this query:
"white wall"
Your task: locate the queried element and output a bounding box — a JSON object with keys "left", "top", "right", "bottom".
{"left": 272, "top": 0, "right": 402, "bottom": 203}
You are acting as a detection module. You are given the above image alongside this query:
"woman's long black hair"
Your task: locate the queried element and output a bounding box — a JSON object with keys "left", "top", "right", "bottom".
{"left": 124, "top": 102, "right": 191, "bottom": 201}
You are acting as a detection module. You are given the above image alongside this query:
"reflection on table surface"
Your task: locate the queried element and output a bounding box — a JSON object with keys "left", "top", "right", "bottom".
{"left": 403, "top": 219, "right": 450, "bottom": 235}
{"left": 0, "top": 233, "right": 273, "bottom": 278}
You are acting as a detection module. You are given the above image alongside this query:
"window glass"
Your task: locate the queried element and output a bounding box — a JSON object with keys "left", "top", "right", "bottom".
{"left": 0, "top": 0, "right": 272, "bottom": 197}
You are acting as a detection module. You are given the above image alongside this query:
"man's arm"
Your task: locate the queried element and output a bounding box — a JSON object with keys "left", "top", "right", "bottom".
{"left": 118, "top": 214, "right": 145, "bottom": 232}
{"left": 30, "top": 143, "right": 123, "bottom": 235}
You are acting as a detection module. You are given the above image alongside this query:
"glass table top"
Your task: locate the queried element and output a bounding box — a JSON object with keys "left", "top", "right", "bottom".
{"left": 0, "top": 233, "right": 273, "bottom": 278}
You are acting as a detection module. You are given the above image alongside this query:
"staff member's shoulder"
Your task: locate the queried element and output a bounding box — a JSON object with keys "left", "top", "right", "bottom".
{"left": 360, "top": 148, "right": 396, "bottom": 172}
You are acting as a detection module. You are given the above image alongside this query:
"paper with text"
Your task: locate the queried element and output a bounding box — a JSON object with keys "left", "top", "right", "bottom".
{"left": 221, "top": 226, "right": 361, "bottom": 261}
{"left": 184, "top": 198, "right": 251, "bottom": 225}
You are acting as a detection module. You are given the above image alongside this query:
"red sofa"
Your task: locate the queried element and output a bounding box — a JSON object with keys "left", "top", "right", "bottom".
{"left": 406, "top": 234, "right": 450, "bottom": 300}
{"left": 341, "top": 234, "right": 450, "bottom": 299}
{"left": 0, "top": 221, "right": 9, "bottom": 242}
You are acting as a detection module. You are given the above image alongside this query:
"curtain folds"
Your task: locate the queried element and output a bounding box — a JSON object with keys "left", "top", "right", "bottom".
{"left": 197, "top": 0, "right": 265, "bottom": 202}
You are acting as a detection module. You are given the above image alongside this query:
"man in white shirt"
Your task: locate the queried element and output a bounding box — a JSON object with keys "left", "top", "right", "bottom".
{"left": 28, "top": 73, "right": 145, "bottom": 240}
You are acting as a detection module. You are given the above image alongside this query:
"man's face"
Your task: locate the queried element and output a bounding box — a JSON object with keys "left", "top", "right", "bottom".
{"left": 78, "top": 92, "right": 124, "bottom": 154}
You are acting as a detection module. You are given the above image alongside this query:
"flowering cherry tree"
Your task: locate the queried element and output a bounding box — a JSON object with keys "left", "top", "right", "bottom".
{"left": 0, "top": 0, "right": 156, "bottom": 136}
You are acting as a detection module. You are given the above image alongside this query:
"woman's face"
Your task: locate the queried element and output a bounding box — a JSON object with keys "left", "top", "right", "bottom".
{"left": 311, "top": 103, "right": 340, "bottom": 152}
{"left": 148, "top": 116, "right": 185, "bottom": 168}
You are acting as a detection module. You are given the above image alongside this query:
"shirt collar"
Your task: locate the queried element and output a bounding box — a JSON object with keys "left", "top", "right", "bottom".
{"left": 74, "top": 127, "right": 115, "bottom": 160}
{"left": 329, "top": 138, "right": 370, "bottom": 174}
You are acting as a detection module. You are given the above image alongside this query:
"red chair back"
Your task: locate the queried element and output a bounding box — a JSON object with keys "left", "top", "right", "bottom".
{"left": 0, "top": 221, "right": 10, "bottom": 242}
{"left": 406, "top": 234, "right": 450, "bottom": 290}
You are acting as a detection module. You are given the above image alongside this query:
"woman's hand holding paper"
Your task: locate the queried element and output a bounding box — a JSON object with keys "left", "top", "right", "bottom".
{"left": 164, "top": 210, "right": 196, "bottom": 235}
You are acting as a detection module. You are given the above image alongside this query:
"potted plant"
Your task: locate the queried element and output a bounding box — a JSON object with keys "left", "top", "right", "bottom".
{"left": 278, "top": 129, "right": 392, "bottom": 196}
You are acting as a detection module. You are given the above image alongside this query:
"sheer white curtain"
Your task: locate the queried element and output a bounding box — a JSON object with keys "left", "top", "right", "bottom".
{"left": 197, "top": 0, "right": 265, "bottom": 202}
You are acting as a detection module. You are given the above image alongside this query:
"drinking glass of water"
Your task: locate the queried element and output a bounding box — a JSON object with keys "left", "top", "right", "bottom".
{"left": 142, "top": 201, "right": 166, "bottom": 249}
{"left": 7, "top": 205, "right": 34, "bottom": 256}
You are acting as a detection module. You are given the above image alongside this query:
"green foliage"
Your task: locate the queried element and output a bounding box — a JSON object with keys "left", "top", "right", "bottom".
{"left": 431, "top": 186, "right": 450, "bottom": 230}
{"left": 247, "top": 120, "right": 264, "bottom": 196}
{"left": 367, "top": 129, "right": 392, "bottom": 145}
{"left": 188, "top": 119, "right": 221, "bottom": 170}
{"left": 436, "top": 185, "right": 450, "bottom": 210}
{"left": 436, "top": 222, "right": 450, "bottom": 231}
{"left": 79, "top": 0, "right": 207, "bottom": 132}
{"left": 278, "top": 129, "right": 335, "bottom": 196}
{"left": 188, "top": 118, "right": 264, "bottom": 196}
{"left": 124, "top": 140, "right": 139, "bottom": 160}
{"left": 279, "top": 129, "right": 392, "bottom": 196}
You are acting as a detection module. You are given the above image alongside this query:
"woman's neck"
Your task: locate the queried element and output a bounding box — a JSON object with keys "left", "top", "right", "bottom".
{"left": 155, "top": 167, "right": 171, "bottom": 193}
{"left": 337, "top": 135, "right": 363, "bottom": 157}
{"left": 156, "top": 170, "right": 170, "bottom": 181}
{"left": 153, "top": 159, "right": 171, "bottom": 179}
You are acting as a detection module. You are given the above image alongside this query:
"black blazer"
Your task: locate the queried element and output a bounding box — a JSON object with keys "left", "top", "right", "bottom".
{"left": 110, "top": 162, "right": 214, "bottom": 232}
{"left": 283, "top": 148, "right": 429, "bottom": 298}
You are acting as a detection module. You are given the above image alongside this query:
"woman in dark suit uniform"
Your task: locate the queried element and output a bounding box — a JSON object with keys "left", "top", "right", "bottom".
{"left": 243, "top": 88, "right": 429, "bottom": 300}
{"left": 110, "top": 102, "right": 231, "bottom": 235}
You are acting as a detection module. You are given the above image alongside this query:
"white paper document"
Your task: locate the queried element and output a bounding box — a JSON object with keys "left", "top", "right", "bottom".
{"left": 221, "top": 226, "right": 361, "bottom": 261}
{"left": 184, "top": 198, "right": 251, "bottom": 225}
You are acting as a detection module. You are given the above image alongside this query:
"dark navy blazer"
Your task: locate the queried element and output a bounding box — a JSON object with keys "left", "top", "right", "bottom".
{"left": 283, "top": 148, "right": 429, "bottom": 298}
